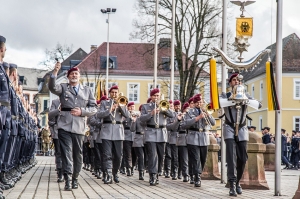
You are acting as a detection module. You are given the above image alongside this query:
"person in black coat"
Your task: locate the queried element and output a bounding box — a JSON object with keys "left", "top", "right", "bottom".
{"left": 291, "top": 131, "right": 300, "bottom": 169}
{"left": 281, "top": 129, "right": 292, "bottom": 169}
{"left": 262, "top": 127, "right": 271, "bottom": 144}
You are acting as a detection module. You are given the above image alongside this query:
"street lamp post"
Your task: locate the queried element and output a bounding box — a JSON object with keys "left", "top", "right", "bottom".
{"left": 101, "top": 8, "right": 117, "bottom": 96}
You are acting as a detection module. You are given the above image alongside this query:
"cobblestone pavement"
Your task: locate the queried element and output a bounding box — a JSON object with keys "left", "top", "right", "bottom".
{"left": 3, "top": 156, "right": 299, "bottom": 199}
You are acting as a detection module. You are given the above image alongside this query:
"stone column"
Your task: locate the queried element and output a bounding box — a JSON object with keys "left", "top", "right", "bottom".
{"left": 202, "top": 134, "right": 221, "bottom": 180}
{"left": 239, "top": 132, "right": 269, "bottom": 190}
{"left": 264, "top": 143, "right": 275, "bottom": 171}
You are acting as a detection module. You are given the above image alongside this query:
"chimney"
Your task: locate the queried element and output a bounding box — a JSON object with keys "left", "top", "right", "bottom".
{"left": 90, "top": 45, "right": 97, "bottom": 52}
{"left": 159, "top": 38, "right": 171, "bottom": 48}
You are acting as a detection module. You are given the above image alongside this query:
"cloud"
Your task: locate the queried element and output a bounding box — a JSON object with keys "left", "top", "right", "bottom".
{"left": 0, "top": 0, "right": 299, "bottom": 68}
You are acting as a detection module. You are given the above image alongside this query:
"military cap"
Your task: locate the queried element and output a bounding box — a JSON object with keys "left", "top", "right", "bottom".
{"left": 9, "top": 63, "right": 17, "bottom": 69}
{"left": 0, "top": 35, "right": 6, "bottom": 43}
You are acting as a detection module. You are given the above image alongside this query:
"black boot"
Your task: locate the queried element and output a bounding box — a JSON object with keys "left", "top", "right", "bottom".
{"left": 131, "top": 167, "right": 134, "bottom": 176}
{"left": 194, "top": 175, "right": 201, "bottom": 187}
{"left": 126, "top": 168, "right": 131, "bottom": 176}
{"left": 86, "top": 164, "right": 90, "bottom": 171}
{"left": 190, "top": 175, "right": 195, "bottom": 184}
{"left": 0, "top": 172, "right": 14, "bottom": 188}
{"left": 102, "top": 171, "right": 107, "bottom": 182}
{"left": 149, "top": 174, "right": 156, "bottom": 186}
{"left": 64, "top": 173, "right": 72, "bottom": 191}
{"left": 104, "top": 171, "right": 113, "bottom": 184}
{"left": 113, "top": 174, "right": 119, "bottom": 183}
{"left": 164, "top": 170, "right": 170, "bottom": 178}
{"left": 57, "top": 169, "right": 64, "bottom": 183}
{"left": 229, "top": 181, "right": 237, "bottom": 197}
{"left": 139, "top": 171, "right": 144, "bottom": 180}
{"left": 236, "top": 181, "right": 242, "bottom": 195}
{"left": 120, "top": 167, "right": 125, "bottom": 175}
{"left": 72, "top": 178, "right": 78, "bottom": 189}
{"left": 156, "top": 174, "right": 159, "bottom": 185}
{"left": 83, "top": 164, "right": 87, "bottom": 170}
{"left": 172, "top": 168, "right": 178, "bottom": 180}
{"left": 96, "top": 169, "right": 102, "bottom": 179}
{"left": 183, "top": 175, "right": 189, "bottom": 182}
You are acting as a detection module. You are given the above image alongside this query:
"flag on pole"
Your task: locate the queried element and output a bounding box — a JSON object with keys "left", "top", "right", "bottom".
{"left": 266, "top": 61, "right": 280, "bottom": 110}
{"left": 210, "top": 57, "right": 219, "bottom": 110}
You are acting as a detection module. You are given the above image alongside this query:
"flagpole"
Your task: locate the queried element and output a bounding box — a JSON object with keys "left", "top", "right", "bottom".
{"left": 274, "top": 0, "right": 282, "bottom": 196}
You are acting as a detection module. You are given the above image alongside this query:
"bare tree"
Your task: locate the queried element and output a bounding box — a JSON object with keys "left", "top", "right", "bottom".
{"left": 39, "top": 42, "right": 73, "bottom": 70}
{"left": 80, "top": 50, "right": 104, "bottom": 99}
{"left": 131, "top": 0, "right": 228, "bottom": 103}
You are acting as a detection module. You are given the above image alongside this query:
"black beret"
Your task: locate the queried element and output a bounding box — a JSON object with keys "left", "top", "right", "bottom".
{"left": 3, "top": 62, "right": 9, "bottom": 69}
{"left": 9, "top": 63, "right": 17, "bottom": 69}
{"left": 281, "top": 129, "right": 286, "bottom": 132}
{"left": 0, "top": 35, "right": 6, "bottom": 43}
{"left": 263, "top": 127, "right": 270, "bottom": 131}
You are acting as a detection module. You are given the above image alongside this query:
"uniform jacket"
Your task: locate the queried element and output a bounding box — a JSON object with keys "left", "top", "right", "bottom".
{"left": 167, "top": 111, "right": 188, "bottom": 146}
{"left": 48, "top": 99, "right": 60, "bottom": 139}
{"left": 123, "top": 116, "right": 134, "bottom": 141}
{"left": 166, "top": 111, "right": 178, "bottom": 144}
{"left": 291, "top": 137, "right": 300, "bottom": 153}
{"left": 48, "top": 76, "right": 97, "bottom": 135}
{"left": 140, "top": 102, "right": 174, "bottom": 143}
{"left": 89, "top": 110, "right": 102, "bottom": 143}
{"left": 221, "top": 91, "right": 261, "bottom": 141}
{"left": 97, "top": 99, "right": 129, "bottom": 141}
{"left": 182, "top": 108, "right": 215, "bottom": 146}
{"left": 130, "top": 117, "right": 146, "bottom": 147}
{"left": 262, "top": 133, "right": 271, "bottom": 144}
{"left": 281, "top": 134, "right": 287, "bottom": 152}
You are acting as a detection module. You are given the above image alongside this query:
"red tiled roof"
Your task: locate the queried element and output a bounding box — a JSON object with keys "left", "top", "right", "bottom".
{"left": 77, "top": 42, "right": 209, "bottom": 77}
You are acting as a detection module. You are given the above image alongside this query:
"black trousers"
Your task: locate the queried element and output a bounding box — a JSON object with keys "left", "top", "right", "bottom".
{"left": 294, "top": 151, "right": 300, "bottom": 167}
{"left": 58, "top": 129, "right": 84, "bottom": 177}
{"left": 178, "top": 146, "right": 189, "bottom": 176}
{"left": 53, "top": 138, "right": 62, "bottom": 169}
{"left": 170, "top": 144, "right": 178, "bottom": 173}
{"left": 134, "top": 147, "right": 145, "bottom": 171}
{"left": 225, "top": 139, "right": 248, "bottom": 183}
{"left": 146, "top": 142, "right": 165, "bottom": 174}
{"left": 102, "top": 139, "right": 123, "bottom": 174}
{"left": 187, "top": 145, "right": 207, "bottom": 175}
{"left": 164, "top": 143, "right": 171, "bottom": 172}
{"left": 92, "top": 141, "right": 101, "bottom": 170}
{"left": 96, "top": 143, "right": 104, "bottom": 171}
{"left": 123, "top": 140, "right": 137, "bottom": 169}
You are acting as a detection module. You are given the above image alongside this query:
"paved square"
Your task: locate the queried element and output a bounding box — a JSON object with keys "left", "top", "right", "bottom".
{"left": 3, "top": 156, "right": 299, "bottom": 199}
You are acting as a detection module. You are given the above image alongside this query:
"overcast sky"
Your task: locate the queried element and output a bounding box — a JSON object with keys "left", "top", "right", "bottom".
{"left": 1, "top": 0, "right": 299, "bottom": 69}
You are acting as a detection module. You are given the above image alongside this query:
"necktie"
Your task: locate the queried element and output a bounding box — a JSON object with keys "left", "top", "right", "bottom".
{"left": 73, "top": 86, "right": 77, "bottom": 95}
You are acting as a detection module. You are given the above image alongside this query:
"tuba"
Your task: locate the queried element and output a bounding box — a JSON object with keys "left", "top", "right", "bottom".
{"left": 116, "top": 92, "right": 128, "bottom": 106}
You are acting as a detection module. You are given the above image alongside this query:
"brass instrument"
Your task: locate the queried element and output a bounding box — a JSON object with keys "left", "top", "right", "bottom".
{"left": 116, "top": 92, "right": 128, "bottom": 106}
{"left": 201, "top": 100, "right": 215, "bottom": 128}
{"left": 158, "top": 94, "right": 170, "bottom": 111}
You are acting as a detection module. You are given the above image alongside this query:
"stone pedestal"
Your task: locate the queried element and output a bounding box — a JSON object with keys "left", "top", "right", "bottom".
{"left": 263, "top": 143, "right": 275, "bottom": 171}
{"left": 202, "top": 134, "right": 221, "bottom": 180}
{"left": 293, "top": 176, "right": 300, "bottom": 199}
{"left": 239, "top": 132, "right": 269, "bottom": 190}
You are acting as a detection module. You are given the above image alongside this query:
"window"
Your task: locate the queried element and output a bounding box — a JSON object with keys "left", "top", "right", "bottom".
{"left": 294, "top": 79, "right": 300, "bottom": 99}
{"left": 259, "top": 115, "right": 263, "bottom": 131}
{"left": 251, "top": 84, "right": 255, "bottom": 98}
{"left": 168, "top": 84, "right": 180, "bottom": 100}
{"left": 100, "top": 56, "right": 118, "bottom": 69}
{"left": 260, "top": 81, "right": 263, "bottom": 100}
{"left": 43, "top": 99, "right": 48, "bottom": 111}
{"left": 108, "top": 82, "right": 118, "bottom": 90}
{"left": 248, "top": 119, "right": 251, "bottom": 126}
{"left": 42, "top": 116, "right": 46, "bottom": 126}
{"left": 127, "top": 83, "right": 140, "bottom": 103}
{"left": 162, "top": 57, "right": 178, "bottom": 71}
{"left": 148, "top": 84, "right": 161, "bottom": 97}
{"left": 85, "top": 82, "right": 95, "bottom": 95}
{"left": 294, "top": 117, "right": 300, "bottom": 131}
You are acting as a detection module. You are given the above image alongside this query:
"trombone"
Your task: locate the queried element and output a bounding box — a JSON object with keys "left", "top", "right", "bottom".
{"left": 153, "top": 94, "right": 170, "bottom": 128}
{"left": 201, "top": 100, "right": 215, "bottom": 128}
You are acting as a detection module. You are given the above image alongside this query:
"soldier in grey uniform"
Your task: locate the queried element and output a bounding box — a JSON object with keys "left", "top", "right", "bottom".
{"left": 123, "top": 102, "right": 137, "bottom": 176}
{"left": 166, "top": 100, "right": 180, "bottom": 180}
{"left": 164, "top": 100, "right": 173, "bottom": 178}
{"left": 48, "top": 98, "right": 64, "bottom": 183}
{"left": 140, "top": 89, "right": 174, "bottom": 186}
{"left": 96, "top": 85, "right": 129, "bottom": 184}
{"left": 221, "top": 73, "right": 261, "bottom": 196}
{"left": 130, "top": 105, "right": 146, "bottom": 180}
{"left": 49, "top": 63, "right": 97, "bottom": 191}
{"left": 182, "top": 94, "right": 215, "bottom": 187}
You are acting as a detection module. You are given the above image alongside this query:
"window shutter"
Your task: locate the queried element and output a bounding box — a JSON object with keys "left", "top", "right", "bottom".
{"left": 296, "top": 82, "right": 300, "bottom": 98}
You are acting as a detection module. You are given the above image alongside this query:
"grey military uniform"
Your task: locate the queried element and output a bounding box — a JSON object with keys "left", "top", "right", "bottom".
{"left": 130, "top": 117, "right": 145, "bottom": 148}
{"left": 123, "top": 116, "right": 134, "bottom": 141}
{"left": 89, "top": 111, "right": 102, "bottom": 143}
{"left": 167, "top": 111, "right": 178, "bottom": 145}
{"left": 140, "top": 102, "right": 174, "bottom": 143}
{"left": 182, "top": 108, "right": 215, "bottom": 146}
{"left": 48, "top": 99, "right": 60, "bottom": 139}
{"left": 167, "top": 112, "right": 187, "bottom": 146}
{"left": 97, "top": 99, "right": 129, "bottom": 141}
{"left": 48, "top": 77, "right": 97, "bottom": 135}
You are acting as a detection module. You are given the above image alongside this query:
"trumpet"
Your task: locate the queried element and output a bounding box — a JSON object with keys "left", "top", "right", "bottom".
{"left": 130, "top": 111, "right": 139, "bottom": 117}
{"left": 85, "top": 131, "right": 90, "bottom": 136}
{"left": 116, "top": 92, "right": 128, "bottom": 106}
